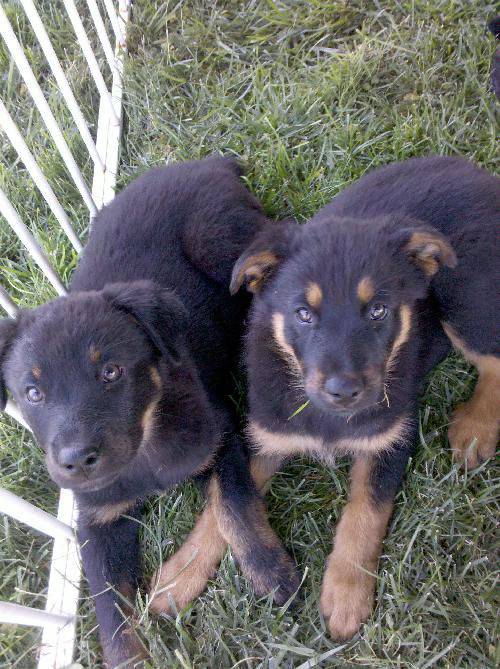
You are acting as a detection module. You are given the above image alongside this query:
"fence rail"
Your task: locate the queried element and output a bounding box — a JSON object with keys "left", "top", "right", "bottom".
{"left": 0, "top": 1, "right": 131, "bottom": 666}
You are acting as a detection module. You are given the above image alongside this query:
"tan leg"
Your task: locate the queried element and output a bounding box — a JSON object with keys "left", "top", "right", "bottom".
{"left": 445, "top": 326, "right": 500, "bottom": 468}
{"left": 149, "top": 454, "right": 283, "bottom": 614}
{"left": 320, "top": 456, "right": 393, "bottom": 640}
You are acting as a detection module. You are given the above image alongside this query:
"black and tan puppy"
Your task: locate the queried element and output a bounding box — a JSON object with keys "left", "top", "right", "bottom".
{"left": 0, "top": 157, "right": 298, "bottom": 667}
{"left": 163, "top": 156, "right": 499, "bottom": 640}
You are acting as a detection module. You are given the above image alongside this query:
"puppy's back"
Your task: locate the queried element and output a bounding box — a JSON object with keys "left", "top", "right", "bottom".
{"left": 72, "top": 157, "right": 266, "bottom": 293}
{"left": 321, "top": 156, "right": 499, "bottom": 237}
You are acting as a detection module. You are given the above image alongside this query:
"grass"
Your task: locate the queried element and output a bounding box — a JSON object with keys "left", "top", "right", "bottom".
{"left": 0, "top": 1, "right": 498, "bottom": 667}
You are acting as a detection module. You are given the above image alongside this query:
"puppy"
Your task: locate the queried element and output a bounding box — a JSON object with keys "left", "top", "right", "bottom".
{"left": 0, "top": 157, "right": 297, "bottom": 667}
{"left": 165, "top": 156, "right": 499, "bottom": 641}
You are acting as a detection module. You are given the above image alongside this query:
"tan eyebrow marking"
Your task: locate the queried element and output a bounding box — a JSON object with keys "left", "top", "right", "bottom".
{"left": 89, "top": 345, "right": 101, "bottom": 363}
{"left": 305, "top": 282, "right": 323, "bottom": 309}
{"left": 32, "top": 366, "right": 41, "bottom": 379}
{"left": 357, "top": 277, "right": 374, "bottom": 304}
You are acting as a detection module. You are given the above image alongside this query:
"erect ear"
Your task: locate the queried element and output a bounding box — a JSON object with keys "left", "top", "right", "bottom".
{"left": 103, "top": 280, "right": 188, "bottom": 364}
{"left": 230, "top": 220, "right": 298, "bottom": 295}
{"left": 0, "top": 317, "right": 18, "bottom": 411}
{"left": 398, "top": 225, "right": 457, "bottom": 277}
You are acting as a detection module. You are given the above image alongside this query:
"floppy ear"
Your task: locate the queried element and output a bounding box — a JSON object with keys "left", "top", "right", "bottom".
{"left": 103, "top": 280, "right": 188, "bottom": 364}
{"left": 230, "top": 220, "right": 298, "bottom": 295}
{"left": 0, "top": 318, "right": 18, "bottom": 410}
{"left": 397, "top": 226, "right": 457, "bottom": 277}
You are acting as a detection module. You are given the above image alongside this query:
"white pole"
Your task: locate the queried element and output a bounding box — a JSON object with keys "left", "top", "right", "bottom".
{"left": 0, "top": 5, "right": 97, "bottom": 216}
{"left": 61, "top": 0, "right": 121, "bottom": 127}
{"left": 19, "top": 0, "right": 105, "bottom": 172}
{"left": 0, "top": 488, "right": 75, "bottom": 542}
{"left": 0, "top": 602, "right": 73, "bottom": 628}
{"left": 0, "top": 286, "right": 18, "bottom": 318}
{"left": 91, "top": 0, "right": 130, "bottom": 207}
{"left": 4, "top": 401, "right": 31, "bottom": 431}
{"left": 39, "top": 488, "right": 80, "bottom": 669}
{"left": 0, "top": 188, "right": 66, "bottom": 296}
{"left": 0, "top": 100, "right": 83, "bottom": 253}
{"left": 103, "top": 0, "right": 125, "bottom": 46}
{"left": 85, "top": 0, "right": 120, "bottom": 77}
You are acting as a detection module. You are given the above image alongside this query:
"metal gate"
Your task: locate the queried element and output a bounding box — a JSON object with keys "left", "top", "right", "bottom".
{"left": 0, "top": 2, "right": 131, "bottom": 666}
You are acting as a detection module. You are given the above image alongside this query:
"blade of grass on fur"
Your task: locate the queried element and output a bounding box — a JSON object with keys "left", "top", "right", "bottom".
{"left": 287, "top": 400, "right": 310, "bottom": 420}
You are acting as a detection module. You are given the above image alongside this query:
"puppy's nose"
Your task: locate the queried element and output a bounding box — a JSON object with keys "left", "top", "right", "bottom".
{"left": 56, "top": 444, "right": 100, "bottom": 475}
{"left": 324, "top": 375, "right": 363, "bottom": 403}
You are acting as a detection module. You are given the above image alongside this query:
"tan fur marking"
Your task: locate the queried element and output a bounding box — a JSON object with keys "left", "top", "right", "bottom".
{"left": 140, "top": 368, "right": 163, "bottom": 443}
{"left": 149, "top": 456, "right": 283, "bottom": 614}
{"left": 90, "top": 500, "right": 136, "bottom": 525}
{"left": 272, "top": 312, "right": 303, "bottom": 378}
{"left": 305, "top": 367, "right": 325, "bottom": 396}
{"left": 385, "top": 304, "right": 412, "bottom": 376}
{"left": 89, "top": 345, "right": 101, "bottom": 363}
{"left": 443, "top": 324, "right": 500, "bottom": 467}
{"left": 306, "top": 282, "right": 323, "bottom": 309}
{"left": 141, "top": 399, "right": 158, "bottom": 439}
{"left": 149, "top": 366, "right": 162, "bottom": 390}
{"left": 320, "top": 456, "right": 393, "bottom": 640}
{"left": 357, "top": 277, "right": 374, "bottom": 304}
{"left": 248, "top": 414, "right": 410, "bottom": 460}
{"left": 149, "top": 478, "right": 227, "bottom": 615}
{"left": 405, "top": 231, "right": 456, "bottom": 276}
{"left": 234, "top": 250, "right": 278, "bottom": 294}
{"left": 32, "top": 366, "right": 41, "bottom": 380}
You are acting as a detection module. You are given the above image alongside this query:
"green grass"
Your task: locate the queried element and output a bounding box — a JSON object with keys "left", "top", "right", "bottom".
{"left": 0, "top": 1, "right": 499, "bottom": 667}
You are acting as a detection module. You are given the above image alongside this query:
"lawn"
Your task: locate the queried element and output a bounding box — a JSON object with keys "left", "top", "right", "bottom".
{"left": 0, "top": 1, "right": 498, "bottom": 667}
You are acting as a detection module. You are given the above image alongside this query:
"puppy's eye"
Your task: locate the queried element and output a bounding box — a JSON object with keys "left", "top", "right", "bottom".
{"left": 102, "top": 363, "right": 123, "bottom": 383}
{"left": 26, "top": 386, "right": 44, "bottom": 404}
{"left": 296, "top": 307, "right": 313, "bottom": 324}
{"left": 370, "top": 303, "right": 388, "bottom": 321}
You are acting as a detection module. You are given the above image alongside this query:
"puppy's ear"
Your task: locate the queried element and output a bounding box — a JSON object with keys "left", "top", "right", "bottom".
{"left": 395, "top": 225, "right": 457, "bottom": 277}
{"left": 0, "top": 318, "right": 18, "bottom": 410}
{"left": 230, "top": 220, "right": 298, "bottom": 295}
{"left": 103, "top": 281, "right": 188, "bottom": 364}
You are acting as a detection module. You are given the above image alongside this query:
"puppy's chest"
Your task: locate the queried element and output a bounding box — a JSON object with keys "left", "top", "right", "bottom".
{"left": 248, "top": 414, "right": 409, "bottom": 460}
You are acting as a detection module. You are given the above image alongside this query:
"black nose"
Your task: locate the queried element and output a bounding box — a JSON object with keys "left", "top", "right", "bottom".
{"left": 324, "top": 375, "right": 363, "bottom": 403}
{"left": 56, "top": 444, "right": 100, "bottom": 475}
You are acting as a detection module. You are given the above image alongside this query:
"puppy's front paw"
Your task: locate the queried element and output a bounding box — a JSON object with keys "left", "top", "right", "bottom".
{"left": 103, "top": 628, "right": 147, "bottom": 669}
{"left": 448, "top": 402, "right": 498, "bottom": 469}
{"left": 242, "top": 545, "right": 301, "bottom": 605}
{"left": 149, "top": 508, "right": 228, "bottom": 615}
{"left": 320, "top": 568, "right": 374, "bottom": 641}
{"left": 149, "top": 545, "right": 207, "bottom": 615}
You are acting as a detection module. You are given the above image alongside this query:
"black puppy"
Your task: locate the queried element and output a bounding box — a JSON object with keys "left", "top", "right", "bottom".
{"left": 0, "top": 157, "right": 298, "bottom": 667}
{"left": 167, "top": 156, "right": 499, "bottom": 640}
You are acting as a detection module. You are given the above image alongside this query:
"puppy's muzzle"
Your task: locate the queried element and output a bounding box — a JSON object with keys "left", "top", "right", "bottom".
{"left": 54, "top": 441, "right": 101, "bottom": 478}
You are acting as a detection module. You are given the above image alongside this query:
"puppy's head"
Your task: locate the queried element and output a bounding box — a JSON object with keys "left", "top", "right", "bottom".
{"left": 0, "top": 280, "right": 187, "bottom": 491}
{"left": 232, "top": 215, "right": 456, "bottom": 417}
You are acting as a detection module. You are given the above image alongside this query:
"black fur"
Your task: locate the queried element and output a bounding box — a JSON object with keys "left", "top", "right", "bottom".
{"left": 0, "top": 157, "right": 281, "bottom": 666}
{"left": 232, "top": 155, "right": 499, "bottom": 633}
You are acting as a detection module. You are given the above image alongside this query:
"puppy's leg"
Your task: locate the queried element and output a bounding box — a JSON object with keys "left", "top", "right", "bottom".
{"left": 213, "top": 441, "right": 299, "bottom": 604}
{"left": 78, "top": 508, "right": 146, "bottom": 668}
{"left": 320, "top": 443, "right": 411, "bottom": 641}
{"left": 446, "top": 337, "right": 500, "bottom": 468}
{"left": 150, "top": 449, "right": 290, "bottom": 613}
{"left": 149, "top": 490, "right": 227, "bottom": 614}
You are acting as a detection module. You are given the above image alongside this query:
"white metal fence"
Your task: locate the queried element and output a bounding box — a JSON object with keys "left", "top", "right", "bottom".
{"left": 0, "top": 1, "right": 130, "bottom": 666}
